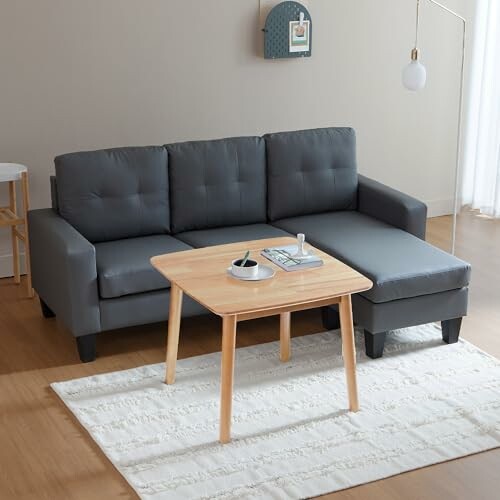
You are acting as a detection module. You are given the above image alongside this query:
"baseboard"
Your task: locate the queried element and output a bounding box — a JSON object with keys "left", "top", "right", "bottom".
{"left": 425, "top": 199, "right": 455, "bottom": 218}
{"left": 0, "top": 253, "right": 26, "bottom": 279}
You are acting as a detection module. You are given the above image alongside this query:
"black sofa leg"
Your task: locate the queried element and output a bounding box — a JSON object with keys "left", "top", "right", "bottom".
{"left": 442, "top": 317, "right": 462, "bottom": 344}
{"left": 364, "top": 330, "right": 387, "bottom": 359}
{"left": 40, "top": 298, "right": 55, "bottom": 318}
{"left": 76, "top": 334, "right": 97, "bottom": 363}
{"left": 321, "top": 306, "right": 341, "bottom": 330}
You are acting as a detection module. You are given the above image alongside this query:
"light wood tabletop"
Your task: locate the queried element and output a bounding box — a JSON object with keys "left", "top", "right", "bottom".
{"left": 151, "top": 237, "right": 371, "bottom": 316}
{"left": 151, "top": 237, "right": 372, "bottom": 443}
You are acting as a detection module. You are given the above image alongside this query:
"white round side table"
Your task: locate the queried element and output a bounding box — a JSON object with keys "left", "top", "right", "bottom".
{"left": 0, "top": 163, "right": 33, "bottom": 297}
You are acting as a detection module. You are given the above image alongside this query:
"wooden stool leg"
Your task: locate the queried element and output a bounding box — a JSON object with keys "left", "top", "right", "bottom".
{"left": 8, "top": 181, "right": 20, "bottom": 284}
{"left": 280, "top": 311, "right": 291, "bottom": 362}
{"left": 21, "top": 172, "right": 33, "bottom": 297}
{"left": 220, "top": 315, "right": 237, "bottom": 444}
{"left": 339, "top": 294, "right": 359, "bottom": 412}
{"left": 165, "top": 284, "right": 183, "bottom": 384}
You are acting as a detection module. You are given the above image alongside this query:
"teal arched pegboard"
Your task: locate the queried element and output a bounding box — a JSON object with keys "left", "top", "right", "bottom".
{"left": 264, "top": 1, "right": 312, "bottom": 59}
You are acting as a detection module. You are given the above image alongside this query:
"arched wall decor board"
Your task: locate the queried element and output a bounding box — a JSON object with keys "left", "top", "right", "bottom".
{"left": 263, "top": 1, "right": 312, "bottom": 59}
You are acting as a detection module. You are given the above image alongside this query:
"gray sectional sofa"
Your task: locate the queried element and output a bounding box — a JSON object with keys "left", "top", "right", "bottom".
{"left": 28, "top": 128, "right": 471, "bottom": 362}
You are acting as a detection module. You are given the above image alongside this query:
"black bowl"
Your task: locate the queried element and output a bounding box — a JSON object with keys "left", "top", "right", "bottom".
{"left": 233, "top": 258, "right": 258, "bottom": 268}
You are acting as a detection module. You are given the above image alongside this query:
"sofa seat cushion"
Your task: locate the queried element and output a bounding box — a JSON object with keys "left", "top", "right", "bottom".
{"left": 95, "top": 235, "right": 192, "bottom": 298}
{"left": 175, "top": 223, "right": 291, "bottom": 248}
{"left": 273, "top": 211, "right": 471, "bottom": 303}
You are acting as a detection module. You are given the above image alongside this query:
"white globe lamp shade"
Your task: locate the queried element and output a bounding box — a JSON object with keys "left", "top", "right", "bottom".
{"left": 402, "top": 49, "right": 427, "bottom": 91}
{"left": 403, "top": 61, "right": 427, "bottom": 91}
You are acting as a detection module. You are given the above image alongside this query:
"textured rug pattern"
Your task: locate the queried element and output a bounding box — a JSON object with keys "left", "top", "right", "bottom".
{"left": 52, "top": 324, "right": 500, "bottom": 499}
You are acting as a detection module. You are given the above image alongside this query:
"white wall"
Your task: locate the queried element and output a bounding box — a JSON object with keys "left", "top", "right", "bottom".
{"left": 0, "top": 0, "right": 472, "bottom": 276}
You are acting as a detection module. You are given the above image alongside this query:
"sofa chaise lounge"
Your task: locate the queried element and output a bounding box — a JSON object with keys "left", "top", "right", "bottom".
{"left": 28, "top": 128, "right": 471, "bottom": 362}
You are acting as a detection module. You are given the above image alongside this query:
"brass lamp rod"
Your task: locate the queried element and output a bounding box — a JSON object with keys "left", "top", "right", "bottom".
{"left": 427, "top": 0, "right": 466, "bottom": 23}
{"left": 413, "top": 0, "right": 466, "bottom": 255}
{"left": 414, "top": 0, "right": 465, "bottom": 49}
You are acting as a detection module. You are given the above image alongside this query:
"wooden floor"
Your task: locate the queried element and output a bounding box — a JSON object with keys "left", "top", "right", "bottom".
{"left": 0, "top": 211, "right": 499, "bottom": 500}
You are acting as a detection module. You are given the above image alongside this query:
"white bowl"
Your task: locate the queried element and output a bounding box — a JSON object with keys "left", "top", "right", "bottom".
{"left": 231, "top": 258, "right": 259, "bottom": 279}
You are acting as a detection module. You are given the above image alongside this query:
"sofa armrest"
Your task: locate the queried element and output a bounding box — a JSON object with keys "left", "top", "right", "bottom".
{"left": 357, "top": 175, "right": 428, "bottom": 239}
{"left": 28, "top": 208, "right": 101, "bottom": 336}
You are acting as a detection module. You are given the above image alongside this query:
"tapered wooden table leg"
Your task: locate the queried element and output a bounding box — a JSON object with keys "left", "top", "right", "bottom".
{"left": 21, "top": 172, "right": 33, "bottom": 297}
{"left": 280, "top": 311, "right": 291, "bottom": 362}
{"left": 8, "top": 181, "right": 20, "bottom": 284}
{"left": 220, "top": 314, "right": 237, "bottom": 444}
{"left": 165, "top": 283, "right": 183, "bottom": 384}
{"left": 339, "top": 294, "right": 359, "bottom": 412}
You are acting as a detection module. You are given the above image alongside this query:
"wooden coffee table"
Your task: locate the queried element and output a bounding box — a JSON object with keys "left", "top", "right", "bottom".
{"left": 151, "top": 237, "right": 372, "bottom": 443}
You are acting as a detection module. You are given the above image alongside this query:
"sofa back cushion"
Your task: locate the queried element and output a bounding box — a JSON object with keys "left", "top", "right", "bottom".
{"left": 55, "top": 146, "right": 169, "bottom": 242}
{"left": 167, "top": 137, "right": 267, "bottom": 233}
{"left": 265, "top": 127, "right": 358, "bottom": 221}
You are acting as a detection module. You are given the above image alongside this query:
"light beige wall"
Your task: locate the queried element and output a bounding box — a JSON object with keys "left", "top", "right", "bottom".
{"left": 0, "top": 0, "right": 471, "bottom": 275}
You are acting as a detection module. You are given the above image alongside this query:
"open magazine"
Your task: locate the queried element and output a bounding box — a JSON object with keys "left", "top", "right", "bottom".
{"left": 261, "top": 245, "right": 323, "bottom": 272}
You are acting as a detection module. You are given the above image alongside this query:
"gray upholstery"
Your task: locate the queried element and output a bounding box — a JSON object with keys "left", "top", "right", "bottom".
{"left": 167, "top": 137, "right": 266, "bottom": 233}
{"left": 29, "top": 127, "right": 471, "bottom": 360}
{"left": 50, "top": 175, "right": 58, "bottom": 211}
{"left": 265, "top": 128, "right": 358, "bottom": 221}
{"left": 176, "top": 224, "right": 291, "bottom": 248}
{"left": 55, "top": 146, "right": 169, "bottom": 242}
{"left": 100, "top": 289, "right": 207, "bottom": 332}
{"left": 95, "top": 235, "right": 192, "bottom": 299}
{"left": 352, "top": 287, "right": 469, "bottom": 333}
{"left": 28, "top": 209, "right": 101, "bottom": 337}
{"left": 358, "top": 175, "right": 428, "bottom": 240}
{"left": 272, "top": 211, "right": 470, "bottom": 303}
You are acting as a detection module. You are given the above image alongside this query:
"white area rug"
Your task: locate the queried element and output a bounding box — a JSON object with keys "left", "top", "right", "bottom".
{"left": 52, "top": 324, "right": 500, "bottom": 500}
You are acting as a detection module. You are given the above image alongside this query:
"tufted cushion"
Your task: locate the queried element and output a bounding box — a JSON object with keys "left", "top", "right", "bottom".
{"left": 55, "top": 146, "right": 169, "bottom": 242}
{"left": 265, "top": 127, "right": 358, "bottom": 221}
{"left": 167, "top": 137, "right": 267, "bottom": 233}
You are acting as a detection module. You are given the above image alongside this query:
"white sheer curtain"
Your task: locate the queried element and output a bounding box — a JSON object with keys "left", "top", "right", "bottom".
{"left": 462, "top": 0, "right": 500, "bottom": 218}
